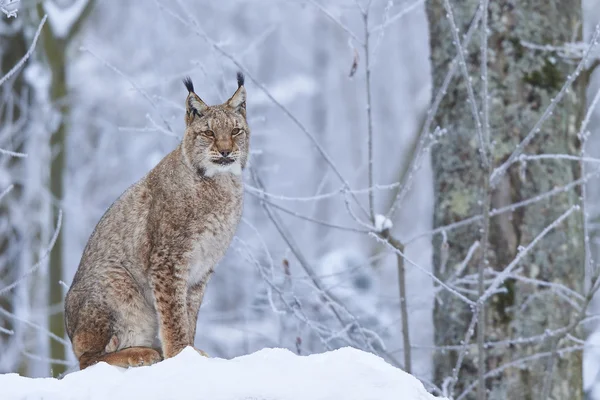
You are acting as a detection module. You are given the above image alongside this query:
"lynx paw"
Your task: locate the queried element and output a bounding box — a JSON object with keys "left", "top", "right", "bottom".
{"left": 124, "top": 348, "right": 162, "bottom": 367}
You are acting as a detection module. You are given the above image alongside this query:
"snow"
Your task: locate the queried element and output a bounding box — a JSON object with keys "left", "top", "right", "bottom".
{"left": 374, "top": 214, "right": 393, "bottom": 232}
{"left": 1, "top": 347, "right": 443, "bottom": 400}
{"left": 0, "top": 0, "right": 19, "bottom": 18}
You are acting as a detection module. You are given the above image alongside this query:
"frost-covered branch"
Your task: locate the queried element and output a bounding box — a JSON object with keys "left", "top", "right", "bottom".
{"left": 476, "top": 1, "right": 490, "bottom": 396}
{"left": 0, "top": 14, "right": 47, "bottom": 88}
{"left": 481, "top": 206, "right": 578, "bottom": 303}
{"left": 441, "top": 0, "right": 487, "bottom": 167}
{"left": 250, "top": 167, "right": 393, "bottom": 363}
{"left": 0, "top": 184, "right": 14, "bottom": 202}
{"left": 245, "top": 190, "right": 369, "bottom": 233}
{"left": 406, "top": 167, "right": 600, "bottom": 244}
{"left": 457, "top": 345, "right": 584, "bottom": 400}
{"left": 490, "top": 24, "right": 600, "bottom": 186}
{"left": 80, "top": 46, "right": 174, "bottom": 134}
{"left": 306, "top": 0, "right": 362, "bottom": 44}
{"left": 361, "top": 3, "right": 375, "bottom": 222}
{"left": 0, "top": 210, "right": 62, "bottom": 296}
{"left": 157, "top": 0, "right": 371, "bottom": 220}
{"left": 371, "top": 232, "right": 475, "bottom": 306}
{"left": 380, "top": 228, "right": 411, "bottom": 373}
{"left": 386, "top": 5, "right": 482, "bottom": 219}
{"left": 370, "top": 0, "right": 425, "bottom": 34}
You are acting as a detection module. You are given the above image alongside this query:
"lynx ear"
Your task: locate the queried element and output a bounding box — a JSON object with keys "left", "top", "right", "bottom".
{"left": 183, "top": 77, "right": 208, "bottom": 125}
{"left": 226, "top": 72, "right": 246, "bottom": 117}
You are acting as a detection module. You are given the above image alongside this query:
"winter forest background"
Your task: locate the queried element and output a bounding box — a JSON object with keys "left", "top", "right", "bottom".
{"left": 3, "top": 0, "right": 600, "bottom": 399}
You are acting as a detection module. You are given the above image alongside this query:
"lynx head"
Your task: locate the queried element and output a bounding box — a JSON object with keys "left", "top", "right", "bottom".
{"left": 181, "top": 72, "right": 249, "bottom": 177}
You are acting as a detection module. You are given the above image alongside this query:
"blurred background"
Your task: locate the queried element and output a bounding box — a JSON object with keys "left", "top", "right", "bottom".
{"left": 1, "top": 0, "right": 600, "bottom": 398}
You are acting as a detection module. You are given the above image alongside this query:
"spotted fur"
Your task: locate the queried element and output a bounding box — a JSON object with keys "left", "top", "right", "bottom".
{"left": 65, "top": 73, "right": 248, "bottom": 369}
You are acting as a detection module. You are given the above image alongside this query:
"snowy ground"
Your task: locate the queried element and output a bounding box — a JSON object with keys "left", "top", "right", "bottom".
{"left": 1, "top": 347, "right": 443, "bottom": 400}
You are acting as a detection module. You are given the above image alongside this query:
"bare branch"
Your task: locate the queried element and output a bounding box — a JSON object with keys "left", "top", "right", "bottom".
{"left": 371, "top": 233, "right": 476, "bottom": 306}
{"left": 363, "top": 7, "right": 375, "bottom": 222}
{"left": 481, "top": 206, "right": 579, "bottom": 302}
{"left": 477, "top": 0, "right": 491, "bottom": 396}
{"left": 0, "top": 147, "right": 28, "bottom": 158}
{"left": 0, "top": 184, "right": 14, "bottom": 202}
{"left": 490, "top": 24, "right": 600, "bottom": 186}
{"left": 80, "top": 46, "right": 175, "bottom": 135}
{"left": 441, "top": 0, "right": 488, "bottom": 167}
{"left": 0, "top": 210, "right": 62, "bottom": 296}
{"left": 306, "top": 0, "right": 362, "bottom": 44}
{"left": 0, "top": 15, "right": 48, "bottom": 88}
{"left": 157, "top": 0, "right": 371, "bottom": 220}
{"left": 406, "top": 167, "right": 600, "bottom": 244}
{"left": 387, "top": 5, "right": 482, "bottom": 219}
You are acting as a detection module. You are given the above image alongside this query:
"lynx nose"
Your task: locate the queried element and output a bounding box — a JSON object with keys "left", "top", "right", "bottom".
{"left": 220, "top": 150, "right": 231, "bottom": 157}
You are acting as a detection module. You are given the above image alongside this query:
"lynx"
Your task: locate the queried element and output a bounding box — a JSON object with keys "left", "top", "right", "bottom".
{"left": 64, "top": 73, "right": 248, "bottom": 369}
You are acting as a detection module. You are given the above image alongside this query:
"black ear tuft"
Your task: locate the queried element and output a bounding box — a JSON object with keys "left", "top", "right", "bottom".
{"left": 183, "top": 76, "right": 195, "bottom": 93}
{"left": 236, "top": 71, "right": 245, "bottom": 88}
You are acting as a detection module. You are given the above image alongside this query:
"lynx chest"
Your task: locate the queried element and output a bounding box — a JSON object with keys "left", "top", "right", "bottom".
{"left": 186, "top": 178, "right": 243, "bottom": 286}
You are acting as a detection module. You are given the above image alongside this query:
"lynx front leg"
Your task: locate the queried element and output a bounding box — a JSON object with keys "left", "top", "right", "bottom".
{"left": 186, "top": 270, "right": 213, "bottom": 343}
{"left": 186, "top": 270, "right": 213, "bottom": 357}
{"left": 150, "top": 256, "right": 190, "bottom": 359}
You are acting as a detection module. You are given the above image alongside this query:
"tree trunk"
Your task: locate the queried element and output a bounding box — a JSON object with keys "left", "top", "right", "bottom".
{"left": 0, "top": 16, "right": 31, "bottom": 375}
{"left": 426, "top": 1, "right": 584, "bottom": 398}
{"left": 37, "top": 1, "right": 95, "bottom": 376}
{"left": 39, "top": 16, "right": 68, "bottom": 376}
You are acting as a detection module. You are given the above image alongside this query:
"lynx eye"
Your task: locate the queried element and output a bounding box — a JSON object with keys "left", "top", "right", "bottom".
{"left": 202, "top": 130, "right": 215, "bottom": 137}
{"left": 231, "top": 128, "right": 242, "bottom": 136}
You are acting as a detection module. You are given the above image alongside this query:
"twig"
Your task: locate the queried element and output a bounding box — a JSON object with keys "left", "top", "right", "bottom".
{"left": 0, "top": 147, "right": 28, "bottom": 158}
{"left": 306, "top": 0, "right": 362, "bottom": 44}
{"left": 477, "top": 0, "right": 491, "bottom": 397}
{"left": 370, "top": 0, "right": 425, "bottom": 34}
{"left": 481, "top": 206, "right": 578, "bottom": 302}
{"left": 80, "top": 46, "right": 175, "bottom": 135}
{"left": 405, "top": 167, "right": 600, "bottom": 244}
{"left": 0, "top": 210, "right": 62, "bottom": 296}
{"left": 516, "top": 154, "right": 600, "bottom": 164}
{"left": 442, "top": 0, "right": 488, "bottom": 168}
{"left": 0, "top": 306, "right": 70, "bottom": 347}
{"left": 0, "top": 15, "right": 48, "bottom": 88}
{"left": 538, "top": 84, "right": 600, "bottom": 393}
{"left": 245, "top": 191, "right": 369, "bottom": 233}
{"left": 157, "top": 0, "right": 371, "bottom": 221}
{"left": 490, "top": 24, "right": 600, "bottom": 186}
{"left": 387, "top": 4, "right": 483, "bottom": 219}
{"left": 0, "top": 184, "right": 14, "bottom": 202}
{"left": 446, "top": 313, "right": 479, "bottom": 397}
{"left": 0, "top": 326, "right": 14, "bottom": 335}
{"left": 250, "top": 167, "right": 391, "bottom": 362}
{"left": 447, "top": 241, "right": 480, "bottom": 283}
{"left": 244, "top": 181, "right": 398, "bottom": 202}
{"left": 381, "top": 229, "right": 411, "bottom": 373}
{"left": 363, "top": 5, "right": 375, "bottom": 222}
{"left": 370, "top": 233, "right": 475, "bottom": 306}
{"left": 457, "top": 345, "right": 584, "bottom": 400}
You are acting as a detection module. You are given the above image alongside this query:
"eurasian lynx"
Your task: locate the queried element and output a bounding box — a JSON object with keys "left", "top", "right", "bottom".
{"left": 65, "top": 73, "right": 248, "bottom": 369}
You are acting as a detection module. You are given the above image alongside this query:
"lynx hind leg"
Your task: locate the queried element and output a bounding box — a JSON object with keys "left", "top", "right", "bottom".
{"left": 71, "top": 305, "right": 161, "bottom": 370}
{"left": 75, "top": 329, "right": 161, "bottom": 369}
{"left": 70, "top": 304, "right": 114, "bottom": 369}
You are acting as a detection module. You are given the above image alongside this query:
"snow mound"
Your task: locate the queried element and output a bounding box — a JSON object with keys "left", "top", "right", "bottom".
{"left": 1, "top": 347, "right": 443, "bottom": 400}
